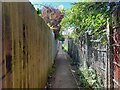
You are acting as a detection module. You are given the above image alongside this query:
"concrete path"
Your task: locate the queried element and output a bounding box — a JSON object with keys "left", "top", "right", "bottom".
{"left": 52, "top": 48, "right": 78, "bottom": 88}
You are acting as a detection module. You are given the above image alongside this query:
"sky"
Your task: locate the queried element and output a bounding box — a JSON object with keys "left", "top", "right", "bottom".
{"left": 29, "top": 0, "right": 75, "bottom": 35}
{"left": 29, "top": 0, "right": 77, "bottom": 2}
{"left": 29, "top": 0, "right": 75, "bottom": 10}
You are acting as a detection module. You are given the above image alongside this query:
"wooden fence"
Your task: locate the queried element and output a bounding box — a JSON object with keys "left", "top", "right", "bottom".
{"left": 0, "top": 2, "right": 2, "bottom": 90}
{"left": 68, "top": 34, "right": 107, "bottom": 87}
{"left": 1, "top": 2, "right": 57, "bottom": 88}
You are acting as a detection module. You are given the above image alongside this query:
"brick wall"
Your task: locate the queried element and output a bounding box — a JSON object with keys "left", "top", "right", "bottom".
{"left": 112, "top": 5, "right": 120, "bottom": 88}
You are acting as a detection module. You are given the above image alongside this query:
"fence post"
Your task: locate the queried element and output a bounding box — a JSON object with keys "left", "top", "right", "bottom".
{"left": 85, "top": 32, "right": 92, "bottom": 67}
{"left": 106, "top": 19, "right": 114, "bottom": 89}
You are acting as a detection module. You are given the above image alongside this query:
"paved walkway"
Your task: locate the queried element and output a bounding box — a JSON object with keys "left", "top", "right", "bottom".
{"left": 52, "top": 47, "right": 78, "bottom": 88}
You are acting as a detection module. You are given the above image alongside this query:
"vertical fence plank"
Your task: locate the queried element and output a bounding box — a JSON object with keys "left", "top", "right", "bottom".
{"left": 0, "top": 2, "right": 2, "bottom": 90}
{"left": 106, "top": 20, "right": 114, "bottom": 88}
{"left": 2, "top": 3, "right": 6, "bottom": 88}
{"left": 4, "top": 3, "right": 13, "bottom": 88}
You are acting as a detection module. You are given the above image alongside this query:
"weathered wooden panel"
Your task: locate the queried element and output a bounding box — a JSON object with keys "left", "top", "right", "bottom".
{"left": 68, "top": 34, "right": 108, "bottom": 87}
{"left": 2, "top": 2, "right": 57, "bottom": 88}
{"left": 0, "top": 2, "right": 2, "bottom": 90}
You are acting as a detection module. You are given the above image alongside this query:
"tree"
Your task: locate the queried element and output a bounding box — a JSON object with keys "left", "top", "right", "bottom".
{"left": 40, "top": 5, "right": 64, "bottom": 39}
{"left": 60, "top": 2, "right": 115, "bottom": 44}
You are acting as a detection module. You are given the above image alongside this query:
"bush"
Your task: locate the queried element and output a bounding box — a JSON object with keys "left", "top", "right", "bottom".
{"left": 78, "top": 63, "right": 104, "bottom": 88}
{"left": 62, "top": 44, "right": 68, "bottom": 52}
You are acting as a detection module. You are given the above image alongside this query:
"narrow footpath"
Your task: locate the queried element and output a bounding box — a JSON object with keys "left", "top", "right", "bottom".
{"left": 51, "top": 47, "right": 78, "bottom": 88}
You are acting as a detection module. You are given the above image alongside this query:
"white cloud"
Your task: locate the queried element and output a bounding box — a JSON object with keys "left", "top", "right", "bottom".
{"left": 58, "top": 5, "right": 64, "bottom": 10}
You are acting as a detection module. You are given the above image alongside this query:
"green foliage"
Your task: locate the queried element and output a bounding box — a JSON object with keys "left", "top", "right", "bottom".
{"left": 40, "top": 5, "right": 64, "bottom": 39}
{"left": 48, "top": 64, "right": 56, "bottom": 76}
{"left": 60, "top": 2, "right": 113, "bottom": 44}
{"left": 36, "top": 8, "right": 41, "bottom": 16}
{"left": 62, "top": 43, "right": 68, "bottom": 52}
{"left": 78, "top": 63, "right": 104, "bottom": 88}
